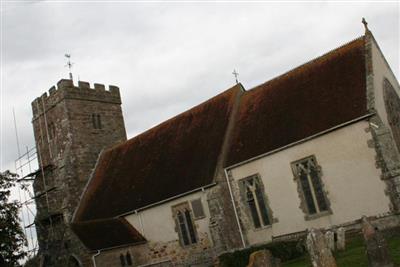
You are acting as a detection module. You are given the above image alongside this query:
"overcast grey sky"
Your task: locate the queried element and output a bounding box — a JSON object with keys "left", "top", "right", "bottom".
{"left": 1, "top": 1, "right": 399, "bottom": 173}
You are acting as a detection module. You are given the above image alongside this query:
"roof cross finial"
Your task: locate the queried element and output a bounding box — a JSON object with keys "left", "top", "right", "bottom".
{"left": 64, "top": 54, "right": 74, "bottom": 81}
{"left": 362, "top": 17, "right": 369, "bottom": 33}
{"left": 232, "top": 69, "right": 239, "bottom": 84}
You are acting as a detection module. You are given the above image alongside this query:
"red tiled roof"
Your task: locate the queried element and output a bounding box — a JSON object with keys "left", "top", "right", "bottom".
{"left": 72, "top": 36, "right": 368, "bottom": 250}
{"left": 74, "top": 85, "right": 242, "bottom": 222}
{"left": 70, "top": 218, "right": 145, "bottom": 251}
{"left": 226, "top": 37, "right": 367, "bottom": 166}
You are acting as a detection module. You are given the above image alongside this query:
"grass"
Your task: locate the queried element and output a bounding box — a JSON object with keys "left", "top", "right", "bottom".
{"left": 281, "top": 235, "right": 400, "bottom": 267}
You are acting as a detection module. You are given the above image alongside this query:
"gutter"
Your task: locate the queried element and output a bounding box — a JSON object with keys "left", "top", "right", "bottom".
{"left": 221, "top": 113, "right": 375, "bottom": 249}
{"left": 224, "top": 168, "right": 246, "bottom": 248}
{"left": 117, "top": 183, "right": 217, "bottom": 217}
{"left": 226, "top": 113, "right": 375, "bottom": 170}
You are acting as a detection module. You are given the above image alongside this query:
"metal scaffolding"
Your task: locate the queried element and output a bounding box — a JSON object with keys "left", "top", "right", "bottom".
{"left": 14, "top": 146, "right": 39, "bottom": 259}
{"left": 13, "top": 100, "right": 58, "bottom": 263}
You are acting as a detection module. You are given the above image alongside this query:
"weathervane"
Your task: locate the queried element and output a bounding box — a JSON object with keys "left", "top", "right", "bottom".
{"left": 232, "top": 69, "right": 239, "bottom": 84}
{"left": 64, "top": 54, "right": 74, "bottom": 81}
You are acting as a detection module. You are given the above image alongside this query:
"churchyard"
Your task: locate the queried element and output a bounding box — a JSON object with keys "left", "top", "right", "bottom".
{"left": 218, "top": 217, "right": 400, "bottom": 267}
{"left": 283, "top": 234, "right": 400, "bottom": 267}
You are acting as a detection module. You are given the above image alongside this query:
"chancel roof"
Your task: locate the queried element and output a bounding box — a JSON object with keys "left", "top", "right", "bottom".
{"left": 226, "top": 37, "right": 367, "bottom": 165}
{"left": 72, "top": 36, "right": 368, "bottom": 250}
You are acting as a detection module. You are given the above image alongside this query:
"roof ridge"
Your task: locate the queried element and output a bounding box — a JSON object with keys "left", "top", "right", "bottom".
{"left": 248, "top": 35, "right": 365, "bottom": 92}
{"left": 110, "top": 84, "right": 241, "bottom": 150}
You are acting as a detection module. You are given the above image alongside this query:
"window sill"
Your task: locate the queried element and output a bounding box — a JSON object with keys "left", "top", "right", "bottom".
{"left": 253, "top": 224, "right": 272, "bottom": 232}
{"left": 304, "top": 210, "right": 332, "bottom": 221}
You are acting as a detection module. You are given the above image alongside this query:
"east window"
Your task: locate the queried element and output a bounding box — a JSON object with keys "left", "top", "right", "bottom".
{"left": 172, "top": 202, "right": 197, "bottom": 246}
{"left": 291, "top": 155, "right": 330, "bottom": 218}
{"left": 239, "top": 175, "right": 272, "bottom": 229}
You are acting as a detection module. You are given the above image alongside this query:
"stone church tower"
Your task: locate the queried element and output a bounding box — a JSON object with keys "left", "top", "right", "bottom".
{"left": 31, "top": 79, "right": 127, "bottom": 266}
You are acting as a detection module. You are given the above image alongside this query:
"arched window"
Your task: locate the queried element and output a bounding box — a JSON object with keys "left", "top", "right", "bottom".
{"left": 383, "top": 78, "right": 400, "bottom": 153}
{"left": 126, "top": 252, "right": 132, "bottom": 266}
{"left": 240, "top": 175, "right": 272, "bottom": 228}
{"left": 292, "top": 155, "right": 330, "bottom": 219}
{"left": 119, "top": 254, "right": 126, "bottom": 266}
{"left": 173, "top": 203, "right": 198, "bottom": 246}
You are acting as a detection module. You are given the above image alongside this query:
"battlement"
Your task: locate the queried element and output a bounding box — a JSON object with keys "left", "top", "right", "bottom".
{"left": 32, "top": 79, "right": 122, "bottom": 118}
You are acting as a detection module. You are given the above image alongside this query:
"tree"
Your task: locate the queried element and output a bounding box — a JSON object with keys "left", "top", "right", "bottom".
{"left": 0, "top": 170, "right": 26, "bottom": 266}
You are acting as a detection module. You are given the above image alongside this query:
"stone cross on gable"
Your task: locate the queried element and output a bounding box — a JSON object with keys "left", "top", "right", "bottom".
{"left": 232, "top": 69, "right": 239, "bottom": 84}
{"left": 362, "top": 18, "right": 369, "bottom": 33}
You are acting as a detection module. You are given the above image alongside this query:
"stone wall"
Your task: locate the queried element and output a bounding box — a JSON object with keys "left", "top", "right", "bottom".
{"left": 94, "top": 232, "right": 215, "bottom": 267}
{"left": 32, "top": 79, "right": 127, "bottom": 266}
{"left": 365, "top": 31, "right": 400, "bottom": 212}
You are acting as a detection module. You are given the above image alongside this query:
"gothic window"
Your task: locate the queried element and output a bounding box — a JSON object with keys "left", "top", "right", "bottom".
{"left": 91, "top": 113, "right": 102, "bottom": 129}
{"left": 172, "top": 202, "right": 197, "bottom": 246}
{"left": 239, "top": 175, "right": 272, "bottom": 229}
{"left": 292, "top": 156, "right": 330, "bottom": 218}
{"left": 126, "top": 252, "right": 132, "bottom": 265}
{"left": 383, "top": 78, "right": 400, "bottom": 153}
{"left": 119, "top": 254, "right": 126, "bottom": 266}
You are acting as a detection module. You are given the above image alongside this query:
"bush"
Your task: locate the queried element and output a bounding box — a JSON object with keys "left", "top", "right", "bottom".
{"left": 218, "top": 240, "right": 306, "bottom": 267}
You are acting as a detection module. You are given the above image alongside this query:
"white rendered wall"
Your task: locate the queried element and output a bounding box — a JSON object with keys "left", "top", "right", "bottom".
{"left": 229, "top": 121, "right": 391, "bottom": 246}
{"left": 125, "top": 190, "right": 212, "bottom": 244}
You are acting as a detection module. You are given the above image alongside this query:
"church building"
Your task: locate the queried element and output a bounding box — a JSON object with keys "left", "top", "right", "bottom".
{"left": 31, "top": 24, "right": 400, "bottom": 267}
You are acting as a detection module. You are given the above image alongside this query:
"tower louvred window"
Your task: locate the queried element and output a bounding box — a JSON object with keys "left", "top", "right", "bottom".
{"left": 91, "top": 113, "right": 102, "bottom": 129}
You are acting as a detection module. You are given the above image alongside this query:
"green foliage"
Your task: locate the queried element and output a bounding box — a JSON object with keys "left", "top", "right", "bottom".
{"left": 218, "top": 240, "right": 305, "bottom": 267}
{"left": 0, "top": 170, "right": 27, "bottom": 266}
{"left": 388, "top": 235, "right": 400, "bottom": 265}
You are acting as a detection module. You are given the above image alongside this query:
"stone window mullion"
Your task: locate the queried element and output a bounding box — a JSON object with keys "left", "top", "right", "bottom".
{"left": 172, "top": 203, "right": 198, "bottom": 247}
{"left": 292, "top": 155, "right": 331, "bottom": 219}
{"left": 240, "top": 175, "right": 273, "bottom": 229}
{"left": 306, "top": 171, "right": 320, "bottom": 213}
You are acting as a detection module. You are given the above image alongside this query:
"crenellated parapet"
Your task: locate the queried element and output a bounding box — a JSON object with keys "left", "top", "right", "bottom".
{"left": 32, "top": 79, "right": 121, "bottom": 120}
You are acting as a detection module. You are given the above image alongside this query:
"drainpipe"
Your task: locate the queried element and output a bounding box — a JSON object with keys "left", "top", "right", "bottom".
{"left": 92, "top": 250, "right": 101, "bottom": 267}
{"left": 224, "top": 168, "right": 246, "bottom": 248}
{"left": 135, "top": 210, "right": 145, "bottom": 237}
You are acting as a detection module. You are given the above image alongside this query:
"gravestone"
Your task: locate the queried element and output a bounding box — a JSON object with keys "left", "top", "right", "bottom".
{"left": 246, "top": 249, "right": 281, "bottom": 267}
{"left": 336, "top": 227, "right": 346, "bottom": 251}
{"left": 361, "top": 216, "right": 393, "bottom": 267}
{"left": 325, "top": 230, "right": 335, "bottom": 251}
{"left": 306, "top": 228, "right": 337, "bottom": 267}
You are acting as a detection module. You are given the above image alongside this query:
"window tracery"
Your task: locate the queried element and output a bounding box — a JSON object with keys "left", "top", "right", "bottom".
{"left": 383, "top": 78, "right": 400, "bottom": 153}
{"left": 292, "top": 155, "right": 330, "bottom": 219}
